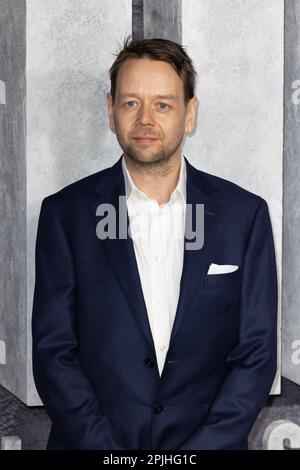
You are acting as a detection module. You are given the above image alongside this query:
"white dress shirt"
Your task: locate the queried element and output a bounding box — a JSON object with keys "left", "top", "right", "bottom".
{"left": 121, "top": 153, "right": 187, "bottom": 376}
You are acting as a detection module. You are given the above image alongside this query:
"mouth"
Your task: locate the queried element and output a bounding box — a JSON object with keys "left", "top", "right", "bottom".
{"left": 133, "top": 137, "right": 159, "bottom": 145}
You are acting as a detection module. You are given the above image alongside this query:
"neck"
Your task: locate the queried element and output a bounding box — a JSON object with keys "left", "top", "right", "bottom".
{"left": 124, "top": 151, "right": 182, "bottom": 206}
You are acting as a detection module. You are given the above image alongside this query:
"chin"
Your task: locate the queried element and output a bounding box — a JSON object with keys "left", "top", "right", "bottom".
{"left": 129, "top": 154, "right": 167, "bottom": 166}
{"left": 124, "top": 147, "right": 164, "bottom": 164}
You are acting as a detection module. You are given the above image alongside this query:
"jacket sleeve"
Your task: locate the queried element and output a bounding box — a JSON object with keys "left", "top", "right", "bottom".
{"left": 178, "top": 198, "right": 278, "bottom": 450}
{"left": 32, "top": 196, "right": 128, "bottom": 450}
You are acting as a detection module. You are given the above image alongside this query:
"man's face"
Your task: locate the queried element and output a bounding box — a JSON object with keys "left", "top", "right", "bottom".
{"left": 107, "top": 58, "right": 197, "bottom": 166}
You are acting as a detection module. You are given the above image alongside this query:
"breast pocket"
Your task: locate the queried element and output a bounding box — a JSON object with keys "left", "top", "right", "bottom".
{"left": 204, "top": 268, "right": 242, "bottom": 289}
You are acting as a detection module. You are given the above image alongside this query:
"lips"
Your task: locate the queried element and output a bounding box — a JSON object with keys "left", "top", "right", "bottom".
{"left": 134, "top": 136, "right": 158, "bottom": 140}
{"left": 133, "top": 136, "right": 159, "bottom": 144}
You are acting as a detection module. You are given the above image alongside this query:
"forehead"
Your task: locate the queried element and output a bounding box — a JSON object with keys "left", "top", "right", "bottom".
{"left": 116, "top": 58, "right": 184, "bottom": 97}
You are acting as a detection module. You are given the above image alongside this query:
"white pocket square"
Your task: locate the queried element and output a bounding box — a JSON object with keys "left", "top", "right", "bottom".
{"left": 207, "top": 263, "right": 239, "bottom": 275}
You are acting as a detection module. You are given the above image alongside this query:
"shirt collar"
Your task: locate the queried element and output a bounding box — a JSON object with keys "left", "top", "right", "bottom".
{"left": 121, "top": 152, "right": 186, "bottom": 205}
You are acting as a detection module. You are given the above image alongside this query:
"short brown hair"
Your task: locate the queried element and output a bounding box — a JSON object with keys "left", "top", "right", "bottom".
{"left": 109, "top": 35, "right": 197, "bottom": 105}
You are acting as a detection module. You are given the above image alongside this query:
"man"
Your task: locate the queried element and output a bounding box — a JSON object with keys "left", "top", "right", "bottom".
{"left": 32, "top": 37, "right": 278, "bottom": 450}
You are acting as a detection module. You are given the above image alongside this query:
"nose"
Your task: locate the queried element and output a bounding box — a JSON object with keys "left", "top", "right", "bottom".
{"left": 137, "top": 104, "right": 155, "bottom": 126}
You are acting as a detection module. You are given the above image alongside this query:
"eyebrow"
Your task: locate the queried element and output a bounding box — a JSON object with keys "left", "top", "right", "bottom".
{"left": 118, "top": 93, "right": 178, "bottom": 102}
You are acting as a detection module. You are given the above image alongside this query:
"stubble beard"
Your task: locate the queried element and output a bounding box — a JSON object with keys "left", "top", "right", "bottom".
{"left": 115, "top": 128, "right": 184, "bottom": 170}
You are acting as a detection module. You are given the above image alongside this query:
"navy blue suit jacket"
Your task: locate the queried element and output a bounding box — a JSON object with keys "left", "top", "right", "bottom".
{"left": 32, "top": 155, "right": 278, "bottom": 450}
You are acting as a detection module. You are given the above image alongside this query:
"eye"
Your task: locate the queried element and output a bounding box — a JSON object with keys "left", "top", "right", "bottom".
{"left": 124, "top": 101, "right": 138, "bottom": 109}
{"left": 157, "top": 102, "right": 170, "bottom": 111}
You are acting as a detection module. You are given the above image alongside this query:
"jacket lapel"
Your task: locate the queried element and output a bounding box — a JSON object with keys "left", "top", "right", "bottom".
{"left": 89, "top": 156, "right": 157, "bottom": 354}
{"left": 89, "top": 155, "right": 219, "bottom": 356}
{"left": 169, "top": 158, "right": 219, "bottom": 347}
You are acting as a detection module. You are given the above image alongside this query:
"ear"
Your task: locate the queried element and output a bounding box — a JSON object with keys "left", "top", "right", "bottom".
{"left": 106, "top": 92, "right": 116, "bottom": 133}
{"left": 184, "top": 96, "right": 198, "bottom": 134}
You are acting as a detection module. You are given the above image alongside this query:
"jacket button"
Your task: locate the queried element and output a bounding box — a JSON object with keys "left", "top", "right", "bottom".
{"left": 153, "top": 403, "right": 164, "bottom": 414}
{"left": 145, "top": 358, "right": 155, "bottom": 368}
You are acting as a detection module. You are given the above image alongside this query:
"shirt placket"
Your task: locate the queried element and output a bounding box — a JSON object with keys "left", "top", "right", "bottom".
{"left": 150, "top": 207, "right": 171, "bottom": 375}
